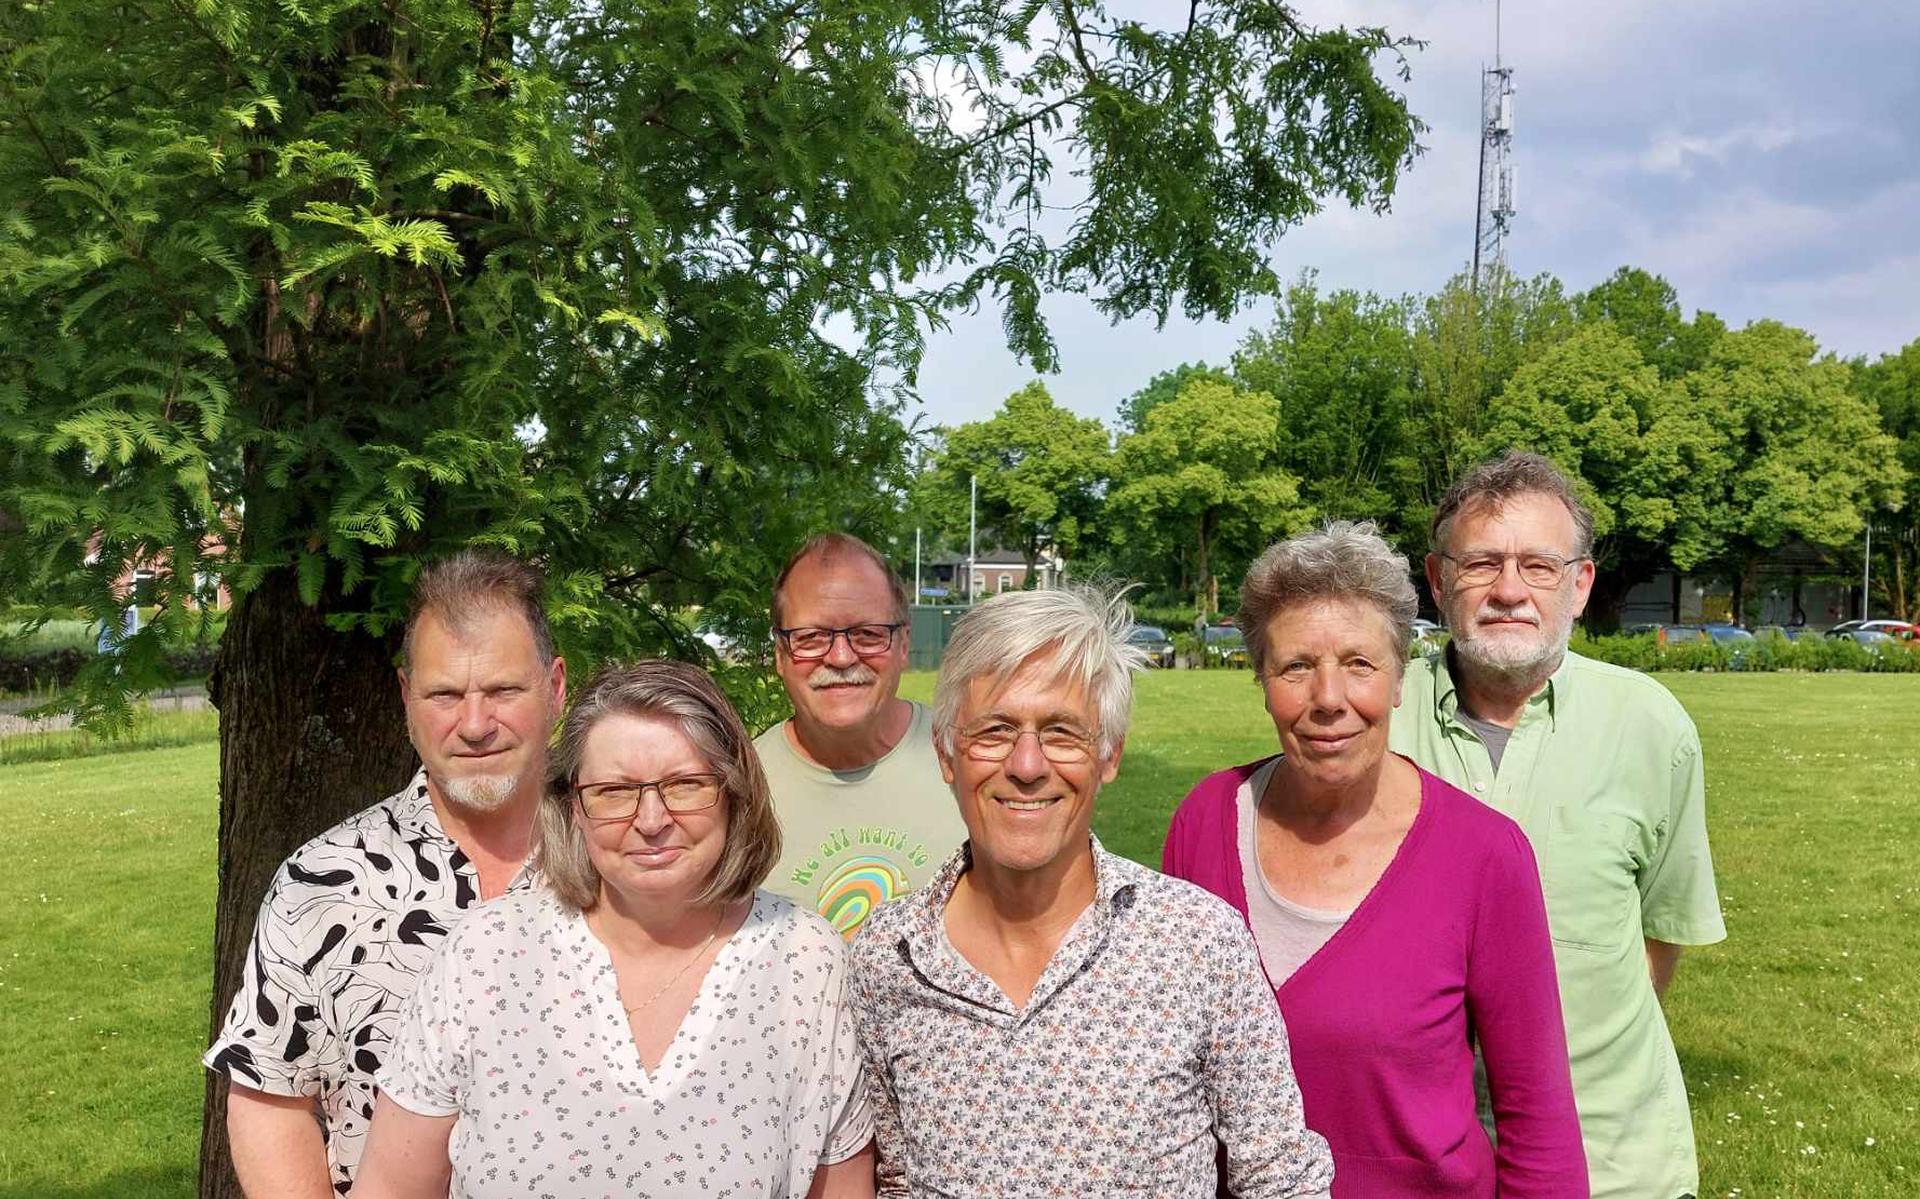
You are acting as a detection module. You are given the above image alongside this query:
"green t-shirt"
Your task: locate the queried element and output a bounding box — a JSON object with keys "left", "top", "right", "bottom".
{"left": 754, "top": 701, "right": 969, "bottom": 941}
{"left": 1389, "top": 649, "right": 1726, "bottom": 1199}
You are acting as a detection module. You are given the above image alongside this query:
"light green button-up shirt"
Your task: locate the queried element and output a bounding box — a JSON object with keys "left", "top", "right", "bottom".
{"left": 1390, "top": 649, "right": 1725, "bottom": 1199}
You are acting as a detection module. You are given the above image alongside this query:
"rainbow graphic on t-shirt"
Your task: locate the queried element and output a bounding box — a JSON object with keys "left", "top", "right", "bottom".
{"left": 816, "top": 855, "right": 909, "bottom": 939}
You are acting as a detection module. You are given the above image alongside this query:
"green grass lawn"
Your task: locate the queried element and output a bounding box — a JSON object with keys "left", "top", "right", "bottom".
{"left": 3, "top": 672, "right": 1917, "bottom": 1196}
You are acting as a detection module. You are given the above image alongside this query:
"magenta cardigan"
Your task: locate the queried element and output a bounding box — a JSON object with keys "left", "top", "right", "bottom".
{"left": 1163, "top": 759, "right": 1588, "bottom": 1199}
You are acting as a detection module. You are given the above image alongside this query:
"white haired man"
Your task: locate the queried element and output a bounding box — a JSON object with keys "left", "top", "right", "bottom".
{"left": 1391, "top": 451, "right": 1725, "bottom": 1199}
{"left": 204, "top": 550, "right": 567, "bottom": 1197}
{"left": 756, "top": 532, "right": 967, "bottom": 938}
{"left": 848, "top": 584, "right": 1334, "bottom": 1198}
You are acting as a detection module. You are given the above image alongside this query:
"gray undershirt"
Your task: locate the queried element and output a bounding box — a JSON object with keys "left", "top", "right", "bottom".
{"left": 1455, "top": 710, "right": 1514, "bottom": 773}
{"left": 1235, "top": 760, "right": 1353, "bottom": 986}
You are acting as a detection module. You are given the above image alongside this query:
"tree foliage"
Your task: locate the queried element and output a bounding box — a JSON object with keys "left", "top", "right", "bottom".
{"left": 1107, "top": 376, "right": 1307, "bottom": 615}
{"left": 921, "top": 382, "right": 1110, "bottom": 579}
{"left": 1852, "top": 338, "right": 1920, "bottom": 619}
{"left": 1648, "top": 322, "right": 1905, "bottom": 618}
{"left": 1234, "top": 275, "right": 1419, "bottom": 531}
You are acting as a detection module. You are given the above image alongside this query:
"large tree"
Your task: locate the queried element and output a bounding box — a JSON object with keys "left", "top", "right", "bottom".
{"left": 1405, "top": 270, "right": 1577, "bottom": 523}
{"left": 1574, "top": 266, "right": 1725, "bottom": 380}
{"left": 1851, "top": 338, "right": 1920, "bottom": 620}
{"left": 1647, "top": 322, "right": 1905, "bottom": 621}
{"left": 921, "top": 382, "right": 1110, "bottom": 583}
{"left": 0, "top": 4, "right": 1421, "bottom": 1191}
{"left": 1233, "top": 274, "right": 1420, "bottom": 536}
{"left": 1107, "top": 376, "right": 1309, "bottom": 615}
{"left": 1468, "top": 323, "right": 1676, "bottom": 627}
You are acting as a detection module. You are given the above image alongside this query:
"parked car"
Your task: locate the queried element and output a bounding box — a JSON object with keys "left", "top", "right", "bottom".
{"left": 1753, "top": 625, "right": 1817, "bottom": 642}
{"left": 1701, "top": 623, "right": 1756, "bottom": 645}
{"left": 1125, "top": 624, "right": 1177, "bottom": 668}
{"left": 1828, "top": 627, "right": 1894, "bottom": 646}
{"left": 1652, "top": 624, "right": 1709, "bottom": 645}
{"left": 1202, "top": 623, "right": 1250, "bottom": 668}
{"left": 1859, "top": 620, "right": 1919, "bottom": 641}
{"left": 1409, "top": 617, "right": 1445, "bottom": 656}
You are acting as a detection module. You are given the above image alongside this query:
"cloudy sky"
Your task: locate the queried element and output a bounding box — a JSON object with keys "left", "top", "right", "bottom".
{"left": 906, "top": 0, "right": 1920, "bottom": 430}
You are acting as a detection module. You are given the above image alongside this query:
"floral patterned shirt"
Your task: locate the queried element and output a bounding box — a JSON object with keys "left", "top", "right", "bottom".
{"left": 848, "top": 837, "right": 1334, "bottom": 1199}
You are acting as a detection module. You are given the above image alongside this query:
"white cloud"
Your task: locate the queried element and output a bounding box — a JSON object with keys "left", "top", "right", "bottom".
{"left": 1639, "top": 122, "right": 1808, "bottom": 176}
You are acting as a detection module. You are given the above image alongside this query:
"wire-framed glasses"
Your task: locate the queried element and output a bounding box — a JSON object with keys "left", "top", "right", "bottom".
{"left": 773, "top": 622, "right": 905, "bottom": 660}
{"left": 1439, "top": 551, "right": 1587, "bottom": 589}
{"left": 574, "top": 774, "right": 723, "bottom": 820}
{"left": 951, "top": 720, "right": 1101, "bottom": 764}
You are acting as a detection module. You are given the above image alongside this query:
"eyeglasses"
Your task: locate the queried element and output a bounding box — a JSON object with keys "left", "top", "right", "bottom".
{"left": 573, "top": 773, "right": 723, "bottom": 820}
{"left": 773, "top": 622, "right": 905, "bottom": 660}
{"left": 1439, "top": 551, "right": 1588, "bottom": 589}
{"left": 951, "top": 720, "right": 1101, "bottom": 764}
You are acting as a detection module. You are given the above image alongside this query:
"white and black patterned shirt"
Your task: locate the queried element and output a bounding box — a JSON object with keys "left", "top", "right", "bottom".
{"left": 848, "top": 837, "right": 1335, "bottom": 1199}
{"left": 203, "top": 769, "right": 534, "bottom": 1194}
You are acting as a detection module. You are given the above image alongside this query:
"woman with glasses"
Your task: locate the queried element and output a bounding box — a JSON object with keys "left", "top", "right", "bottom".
{"left": 354, "top": 660, "right": 876, "bottom": 1199}
{"left": 1161, "top": 522, "right": 1587, "bottom": 1199}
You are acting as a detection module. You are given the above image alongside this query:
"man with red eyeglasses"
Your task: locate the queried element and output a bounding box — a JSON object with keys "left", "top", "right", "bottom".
{"left": 755, "top": 532, "right": 968, "bottom": 938}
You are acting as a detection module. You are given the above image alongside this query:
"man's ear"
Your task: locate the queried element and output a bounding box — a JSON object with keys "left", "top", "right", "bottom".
{"left": 546, "top": 655, "right": 568, "bottom": 711}
{"left": 934, "top": 738, "right": 958, "bottom": 787}
{"left": 1423, "top": 553, "right": 1446, "bottom": 607}
{"left": 1099, "top": 735, "right": 1125, "bottom": 786}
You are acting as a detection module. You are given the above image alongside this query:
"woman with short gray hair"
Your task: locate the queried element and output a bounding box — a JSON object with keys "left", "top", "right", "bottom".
{"left": 356, "top": 660, "right": 876, "bottom": 1199}
{"left": 1163, "top": 522, "right": 1587, "bottom": 1198}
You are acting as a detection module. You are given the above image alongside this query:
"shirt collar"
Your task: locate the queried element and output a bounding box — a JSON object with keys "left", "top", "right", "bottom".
{"left": 895, "top": 834, "right": 1138, "bottom": 1019}
{"left": 1434, "top": 643, "right": 1568, "bottom": 730}
{"left": 390, "top": 768, "right": 447, "bottom": 843}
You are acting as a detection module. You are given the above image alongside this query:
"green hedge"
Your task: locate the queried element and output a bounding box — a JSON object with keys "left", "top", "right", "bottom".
{"left": 0, "top": 645, "right": 219, "bottom": 694}
{"left": 1569, "top": 631, "right": 1920, "bottom": 673}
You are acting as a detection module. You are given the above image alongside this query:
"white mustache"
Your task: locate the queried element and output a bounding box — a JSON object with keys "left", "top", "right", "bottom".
{"left": 809, "top": 663, "right": 878, "bottom": 689}
{"left": 1475, "top": 601, "right": 1541, "bottom": 627}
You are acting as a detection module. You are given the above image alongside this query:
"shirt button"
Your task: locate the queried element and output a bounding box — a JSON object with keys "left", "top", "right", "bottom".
{"left": 1471, "top": 779, "right": 1487, "bottom": 792}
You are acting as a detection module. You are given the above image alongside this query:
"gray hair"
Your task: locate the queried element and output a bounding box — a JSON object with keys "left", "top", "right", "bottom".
{"left": 403, "top": 548, "right": 555, "bottom": 667}
{"left": 537, "top": 660, "right": 779, "bottom": 910}
{"left": 1430, "top": 451, "right": 1595, "bottom": 558}
{"left": 1239, "top": 521, "right": 1420, "bottom": 673}
{"left": 932, "top": 584, "right": 1145, "bottom": 757}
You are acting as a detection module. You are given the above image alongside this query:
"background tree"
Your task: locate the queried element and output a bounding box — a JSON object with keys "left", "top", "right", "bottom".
{"left": 1649, "top": 322, "right": 1905, "bottom": 621}
{"left": 922, "top": 382, "right": 1110, "bottom": 583}
{"left": 1108, "top": 377, "right": 1309, "bottom": 615}
{"left": 1574, "top": 266, "right": 1725, "bottom": 380}
{"left": 1117, "top": 361, "right": 1234, "bottom": 434}
{"left": 1406, "top": 270, "right": 1577, "bottom": 522}
{"left": 1469, "top": 324, "right": 1674, "bottom": 627}
{"left": 1852, "top": 338, "right": 1920, "bottom": 620}
{"left": 0, "top": 6, "right": 1423, "bottom": 1191}
{"left": 1233, "top": 275, "right": 1420, "bottom": 535}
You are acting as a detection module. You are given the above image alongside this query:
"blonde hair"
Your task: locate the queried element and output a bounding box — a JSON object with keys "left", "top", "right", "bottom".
{"left": 537, "top": 660, "right": 779, "bottom": 909}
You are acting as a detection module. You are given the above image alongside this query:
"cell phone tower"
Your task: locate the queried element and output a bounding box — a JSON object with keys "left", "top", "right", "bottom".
{"left": 1472, "top": 0, "right": 1516, "bottom": 289}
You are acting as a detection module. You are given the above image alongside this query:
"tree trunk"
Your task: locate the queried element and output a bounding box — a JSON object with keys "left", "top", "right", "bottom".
{"left": 1196, "top": 509, "right": 1216, "bottom": 618}
{"left": 198, "top": 568, "right": 417, "bottom": 1199}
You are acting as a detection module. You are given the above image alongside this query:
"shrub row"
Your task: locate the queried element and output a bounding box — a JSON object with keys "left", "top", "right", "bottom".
{"left": 0, "top": 645, "right": 219, "bottom": 694}
{"left": 1569, "top": 631, "right": 1920, "bottom": 673}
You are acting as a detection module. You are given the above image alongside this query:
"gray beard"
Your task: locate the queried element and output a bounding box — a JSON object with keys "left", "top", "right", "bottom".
{"left": 1451, "top": 617, "right": 1573, "bottom": 686}
{"left": 441, "top": 773, "right": 519, "bottom": 813}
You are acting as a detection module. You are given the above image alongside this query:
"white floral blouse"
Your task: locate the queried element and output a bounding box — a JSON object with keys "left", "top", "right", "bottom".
{"left": 379, "top": 887, "right": 873, "bottom": 1198}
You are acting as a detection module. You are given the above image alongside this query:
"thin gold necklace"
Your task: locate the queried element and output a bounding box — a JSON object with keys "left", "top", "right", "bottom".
{"left": 622, "top": 905, "right": 729, "bottom": 1016}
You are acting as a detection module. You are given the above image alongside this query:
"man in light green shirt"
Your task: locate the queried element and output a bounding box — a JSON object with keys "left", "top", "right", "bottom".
{"left": 755, "top": 533, "right": 968, "bottom": 939}
{"left": 1389, "top": 452, "right": 1725, "bottom": 1199}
